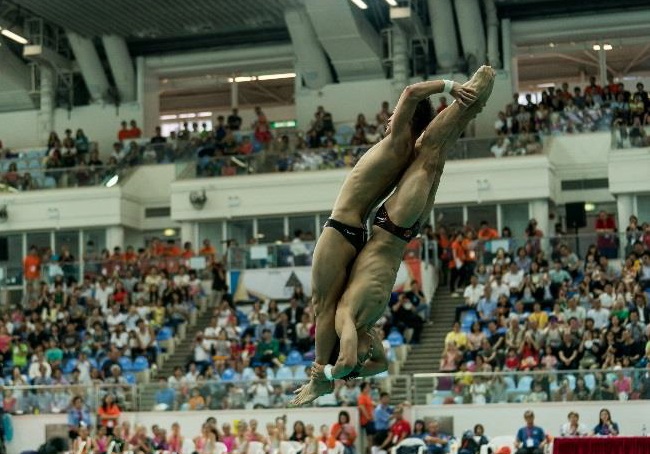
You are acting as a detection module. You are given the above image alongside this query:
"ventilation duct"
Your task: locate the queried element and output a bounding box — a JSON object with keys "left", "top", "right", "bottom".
{"left": 285, "top": 7, "right": 333, "bottom": 90}
{"left": 66, "top": 31, "right": 110, "bottom": 102}
{"left": 484, "top": 0, "right": 501, "bottom": 69}
{"left": 454, "top": 0, "right": 486, "bottom": 72}
{"left": 102, "top": 35, "right": 136, "bottom": 103}
{"left": 427, "top": 0, "right": 459, "bottom": 72}
{"left": 304, "top": 0, "right": 384, "bottom": 81}
{"left": 0, "top": 39, "right": 35, "bottom": 111}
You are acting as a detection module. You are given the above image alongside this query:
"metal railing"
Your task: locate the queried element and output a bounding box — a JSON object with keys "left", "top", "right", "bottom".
{"left": 2, "top": 368, "right": 648, "bottom": 413}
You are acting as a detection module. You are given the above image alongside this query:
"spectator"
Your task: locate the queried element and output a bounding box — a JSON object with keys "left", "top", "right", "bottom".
{"left": 559, "top": 412, "right": 588, "bottom": 437}
{"left": 227, "top": 108, "right": 242, "bottom": 131}
{"left": 118, "top": 121, "right": 130, "bottom": 141}
{"left": 254, "top": 329, "right": 282, "bottom": 367}
{"left": 514, "top": 410, "right": 546, "bottom": 454}
{"left": 391, "top": 293, "right": 423, "bottom": 344}
{"left": 373, "top": 392, "right": 393, "bottom": 450}
{"left": 151, "top": 127, "right": 167, "bottom": 145}
{"left": 456, "top": 276, "right": 484, "bottom": 322}
{"left": 67, "top": 396, "right": 92, "bottom": 440}
{"left": 424, "top": 420, "right": 449, "bottom": 454}
{"left": 595, "top": 210, "right": 618, "bottom": 258}
{"left": 376, "top": 101, "right": 391, "bottom": 128}
{"left": 458, "top": 425, "right": 489, "bottom": 454}
{"left": 97, "top": 394, "right": 121, "bottom": 435}
{"left": 129, "top": 120, "right": 142, "bottom": 139}
{"left": 357, "top": 382, "right": 376, "bottom": 449}
{"left": 331, "top": 410, "right": 357, "bottom": 454}
{"left": 592, "top": 408, "right": 619, "bottom": 436}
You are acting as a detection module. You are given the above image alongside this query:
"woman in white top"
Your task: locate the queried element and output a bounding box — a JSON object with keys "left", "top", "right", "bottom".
{"left": 72, "top": 425, "right": 93, "bottom": 454}
{"left": 560, "top": 411, "right": 589, "bottom": 437}
{"left": 469, "top": 376, "right": 488, "bottom": 404}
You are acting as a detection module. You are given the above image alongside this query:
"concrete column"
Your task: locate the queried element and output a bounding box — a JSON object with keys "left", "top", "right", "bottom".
{"left": 180, "top": 222, "right": 197, "bottom": 247}
{"left": 598, "top": 46, "right": 608, "bottom": 87}
{"left": 106, "top": 226, "right": 125, "bottom": 250}
{"left": 231, "top": 79, "right": 239, "bottom": 109}
{"left": 501, "top": 18, "right": 518, "bottom": 92}
{"left": 616, "top": 194, "right": 634, "bottom": 234}
{"left": 529, "top": 199, "right": 549, "bottom": 238}
{"left": 137, "top": 57, "right": 159, "bottom": 138}
{"left": 37, "top": 65, "right": 55, "bottom": 142}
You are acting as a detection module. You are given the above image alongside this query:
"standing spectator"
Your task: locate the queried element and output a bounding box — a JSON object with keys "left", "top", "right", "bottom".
{"left": 450, "top": 232, "right": 467, "bottom": 297}
{"left": 129, "top": 120, "right": 143, "bottom": 138}
{"left": 373, "top": 392, "right": 392, "bottom": 450}
{"left": 595, "top": 211, "right": 618, "bottom": 258}
{"left": 118, "top": 121, "right": 129, "bottom": 141}
{"left": 357, "top": 382, "right": 376, "bottom": 449}
{"left": 23, "top": 245, "right": 41, "bottom": 299}
{"left": 290, "top": 230, "right": 309, "bottom": 266}
{"left": 227, "top": 108, "right": 242, "bottom": 131}
{"left": 514, "top": 410, "right": 546, "bottom": 454}
{"left": 376, "top": 101, "right": 391, "bottom": 129}
{"left": 331, "top": 411, "right": 357, "bottom": 454}
{"left": 151, "top": 127, "right": 167, "bottom": 145}
{"left": 592, "top": 408, "right": 619, "bottom": 436}
{"left": 68, "top": 396, "right": 92, "bottom": 440}
{"left": 97, "top": 394, "right": 121, "bottom": 435}
{"left": 75, "top": 129, "right": 90, "bottom": 160}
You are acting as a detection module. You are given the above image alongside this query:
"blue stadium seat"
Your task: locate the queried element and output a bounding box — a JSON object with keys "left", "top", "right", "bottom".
{"left": 221, "top": 368, "right": 235, "bottom": 381}
{"left": 156, "top": 327, "right": 173, "bottom": 341}
{"left": 275, "top": 366, "right": 293, "bottom": 380}
{"left": 89, "top": 358, "right": 99, "bottom": 370}
{"left": 293, "top": 367, "right": 308, "bottom": 381}
{"left": 124, "top": 372, "right": 137, "bottom": 385}
{"left": 28, "top": 160, "right": 40, "bottom": 169}
{"left": 16, "top": 160, "right": 27, "bottom": 171}
{"left": 387, "top": 330, "right": 405, "bottom": 347}
{"left": 266, "top": 367, "right": 276, "bottom": 380}
{"left": 62, "top": 359, "right": 78, "bottom": 375}
{"left": 132, "top": 356, "right": 149, "bottom": 372}
{"left": 584, "top": 373, "right": 596, "bottom": 391}
{"left": 26, "top": 149, "right": 45, "bottom": 159}
{"left": 43, "top": 177, "right": 57, "bottom": 188}
{"left": 285, "top": 350, "right": 303, "bottom": 367}
{"left": 516, "top": 375, "right": 533, "bottom": 392}
{"left": 118, "top": 357, "right": 133, "bottom": 372}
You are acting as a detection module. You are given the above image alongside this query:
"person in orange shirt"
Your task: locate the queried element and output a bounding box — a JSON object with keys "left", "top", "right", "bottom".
{"left": 165, "top": 240, "right": 182, "bottom": 257}
{"left": 436, "top": 226, "right": 451, "bottom": 287}
{"left": 462, "top": 230, "right": 478, "bottom": 282}
{"left": 117, "top": 120, "right": 129, "bottom": 141}
{"left": 357, "top": 382, "right": 375, "bottom": 449}
{"left": 124, "top": 245, "right": 138, "bottom": 263}
{"left": 110, "top": 246, "right": 124, "bottom": 262}
{"left": 150, "top": 238, "right": 165, "bottom": 257}
{"left": 331, "top": 410, "right": 358, "bottom": 454}
{"left": 477, "top": 221, "right": 499, "bottom": 241}
{"left": 199, "top": 239, "right": 217, "bottom": 259}
{"left": 97, "top": 394, "right": 121, "bottom": 436}
{"left": 181, "top": 242, "right": 195, "bottom": 260}
{"left": 449, "top": 232, "right": 466, "bottom": 297}
{"left": 128, "top": 119, "right": 142, "bottom": 139}
{"left": 23, "top": 246, "right": 41, "bottom": 299}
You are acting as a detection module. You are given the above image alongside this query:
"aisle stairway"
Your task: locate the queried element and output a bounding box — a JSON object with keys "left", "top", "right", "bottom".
{"left": 139, "top": 302, "right": 216, "bottom": 410}
{"left": 398, "top": 287, "right": 458, "bottom": 403}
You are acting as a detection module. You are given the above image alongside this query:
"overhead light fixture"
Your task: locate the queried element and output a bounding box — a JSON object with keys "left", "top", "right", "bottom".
{"left": 537, "top": 82, "right": 555, "bottom": 88}
{"left": 548, "top": 42, "right": 555, "bottom": 48}
{"left": 105, "top": 174, "right": 119, "bottom": 188}
{"left": 178, "top": 113, "right": 196, "bottom": 119}
{"left": 160, "top": 114, "right": 178, "bottom": 120}
{"left": 228, "top": 76, "right": 255, "bottom": 83}
{"left": 592, "top": 44, "right": 601, "bottom": 51}
{"left": 257, "top": 72, "right": 296, "bottom": 81}
{"left": 0, "top": 28, "right": 28, "bottom": 44}
{"left": 603, "top": 44, "right": 613, "bottom": 51}
{"left": 197, "top": 112, "right": 212, "bottom": 117}
{"left": 163, "top": 228, "right": 177, "bottom": 237}
{"left": 584, "top": 203, "right": 596, "bottom": 212}
{"left": 350, "top": 0, "right": 369, "bottom": 9}
{"left": 385, "top": 0, "right": 398, "bottom": 6}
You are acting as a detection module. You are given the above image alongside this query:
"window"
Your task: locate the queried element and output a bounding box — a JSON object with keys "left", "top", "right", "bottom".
{"left": 257, "top": 217, "right": 286, "bottom": 243}
{"left": 637, "top": 195, "right": 650, "bottom": 223}
{"left": 501, "top": 203, "right": 530, "bottom": 239}
{"left": 289, "top": 215, "right": 317, "bottom": 238}
{"left": 227, "top": 219, "right": 254, "bottom": 246}
{"left": 467, "top": 204, "right": 497, "bottom": 232}
{"left": 55, "top": 231, "right": 80, "bottom": 260}
{"left": 199, "top": 222, "right": 224, "bottom": 255}
{"left": 434, "top": 206, "right": 463, "bottom": 232}
{"left": 0, "top": 234, "right": 23, "bottom": 285}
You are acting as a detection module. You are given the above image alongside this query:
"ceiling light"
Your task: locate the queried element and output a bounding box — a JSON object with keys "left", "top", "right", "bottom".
{"left": 228, "top": 76, "right": 255, "bottom": 83}
{"left": 163, "top": 228, "right": 176, "bottom": 237}
{"left": 584, "top": 203, "right": 596, "bottom": 212}
{"left": 1, "top": 28, "right": 28, "bottom": 45}
{"left": 160, "top": 114, "right": 178, "bottom": 120}
{"left": 385, "top": 0, "right": 398, "bottom": 5}
{"left": 178, "top": 113, "right": 196, "bottom": 119}
{"left": 548, "top": 42, "right": 555, "bottom": 48}
{"left": 537, "top": 83, "right": 555, "bottom": 88}
{"left": 603, "top": 44, "right": 613, "bottom": 51}
{"left": 105, "top": 174, "right": 119, "bottom": 188}
{"left": 350, "top": 0, "right": 368, "bottom": 9}
{"left": 592, "top": 44, "right": 601, "bottom": 51}
{"left": 257, "top": 73, "right": 296, "bottom": 81}
{"left": 197, "top": 112, "right": 212, "bottom": 117}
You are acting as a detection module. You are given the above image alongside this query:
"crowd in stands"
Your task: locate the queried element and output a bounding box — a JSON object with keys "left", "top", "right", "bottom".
{"left": 493, "top": 77, "right": 650, "bottom": 156}
{"left": 431, "top": 211, "right": 650, "bottom": 404}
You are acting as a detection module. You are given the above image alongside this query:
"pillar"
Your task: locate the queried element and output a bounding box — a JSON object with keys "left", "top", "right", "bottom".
{"left": 37, "top": 65, "right": 54, "bottom": 142}
{"left": 106, "top": 226, "right": 125, "bottom": 250}
{"left": 137, "top": 56, "right": 159, "bottom": 137}
{"left": 529, "top": 199, "right": 549, "bottom": 237}
{"left": 180, "top": 222, "right": 197, "bottom": 248}
{"left": 616, "top": 194, "right": 634, "bottom": 233}
{"left": 391, "top": 27, "right": 409, "bottom": 102}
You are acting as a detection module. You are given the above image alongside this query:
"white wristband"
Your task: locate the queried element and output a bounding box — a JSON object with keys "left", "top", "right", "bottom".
{"left": 324, "top": 364, "right": 335, "bottom": 381}
{"left": 443, "top": 79, "right": 454, "bottom": 94}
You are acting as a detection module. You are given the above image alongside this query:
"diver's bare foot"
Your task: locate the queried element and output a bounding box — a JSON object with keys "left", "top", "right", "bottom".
{"left": 289, "top": 380, "right": 334, "bottom": 407}
{"left": 310, "top": 363, "right": 327, "bottom": 381}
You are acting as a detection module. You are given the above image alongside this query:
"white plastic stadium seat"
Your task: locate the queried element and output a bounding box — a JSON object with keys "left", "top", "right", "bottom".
{"left": 248, "top": 441, "right": 266, "bottom": 454}
{"left": 214, "top": 442, "right": 228, "bottom": 454}
{"left": 318, "top": 442, "right": 328, "bottom": 454}
{"left": 280, "top": 441, "right": 303, "bottom": 454}
{"left": 328, "top": 441, "right": 345, "bottom": 454}
{"left": 390, "top": 437, "right": 426, "bottom": 454}
{"left": 480, "top": 435, "right": 516, "bottom": 454}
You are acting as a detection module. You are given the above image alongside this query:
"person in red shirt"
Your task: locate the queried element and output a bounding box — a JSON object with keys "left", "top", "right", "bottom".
{"left": 477, "top": 221, "right": 499, "bottom": 241}
{"left": 117, "top": 121, "right": 129, "bottom": 141}
{"left": 584, "top": 76, "right": 603, "bottom": 97}
{"left": 199, "top": 239, "right": 217, "bottom": 260}
{"left": 23, "top": 246, "right": 41, "bottom": 299}
{"left": 357, "top": 382, "right": 376, "bottom": 448}
{"left": 181, "top": 242, "right": 195, "bottom": 260}
{"left": 124, "top": 245, "right": 138, "bottom": 264}
{"left": 595, "top": 210, "right": 618, "bottom": 259}
{"left": 128, "top": 120, "right": 142, "bottom": 139}
{"left": 388, "top": 408, "right": 411, "bottom": 447}
{"left": 165, "top": 239, "right": 182, "bottom": 257}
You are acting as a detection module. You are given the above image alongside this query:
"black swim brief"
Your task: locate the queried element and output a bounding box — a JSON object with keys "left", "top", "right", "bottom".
{"left": 324, "top": 217, "right": 367, "bottom": 254}
{"left": 373, "top": 204, "right": 421, "bottom": 242}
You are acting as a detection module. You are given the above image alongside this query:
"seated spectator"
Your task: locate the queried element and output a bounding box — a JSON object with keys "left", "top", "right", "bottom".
{"left": 331, "top": 410, "right": 357, "bottom": 454}
{"left": 458, "top": 424, "right": 489, "bottom": 454}
{"left": 254, "top": 329, "right": 283, "bottom": 367}
{"left": 68, "top": 395, "right": 92, "bottom": 440}
{"left": 424, "top": 420, "right": 449, "bottom": 454}
{"left": 391, "top": 293, "right": 423, "bottom": 344}
{"left": 514, "top": 410, "right": 546, "bottom": 454}
{"left": 456, "top": 276, "right": 484, "bottom": 322}
{"left": 592, "top": 408, "right": 619, "bottom": 436}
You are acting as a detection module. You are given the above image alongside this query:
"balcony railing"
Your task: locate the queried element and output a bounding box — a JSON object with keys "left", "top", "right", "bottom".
{"left": 3, "top": 368, "right": 648, "bottom": 414}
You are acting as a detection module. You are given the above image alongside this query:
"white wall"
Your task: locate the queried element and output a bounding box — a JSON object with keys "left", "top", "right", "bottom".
{"left": 609, "top": 148, "right": 650, "bottom": 195}
{"left": 8, "top": 401, "right": 650, "bottom": 454}
{"left": 0, "top": 102, "right": 143, "bottom": 156}
{"left": 7, "top": 407, "right": 359, "bottom": 454}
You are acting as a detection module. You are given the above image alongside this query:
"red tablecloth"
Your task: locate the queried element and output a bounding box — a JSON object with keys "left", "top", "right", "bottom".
{"left": 552, "top": 436, "right": 650, "bottom": 454}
